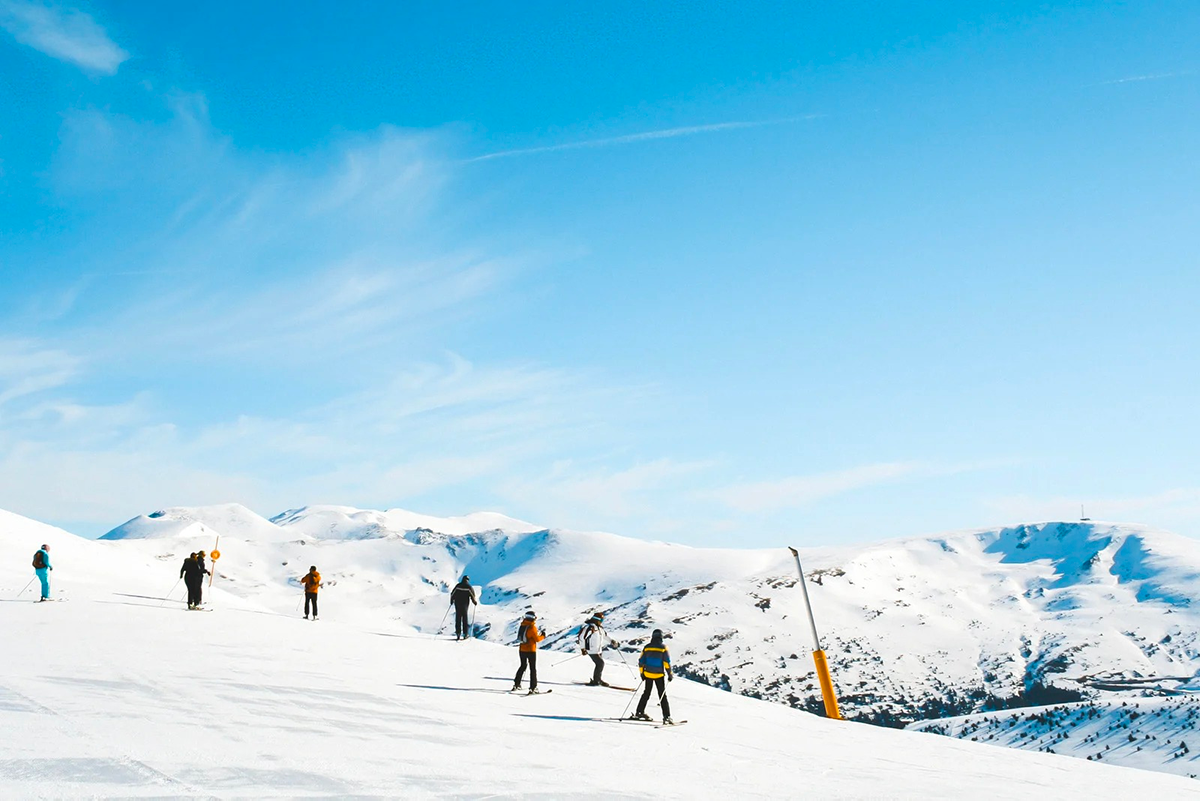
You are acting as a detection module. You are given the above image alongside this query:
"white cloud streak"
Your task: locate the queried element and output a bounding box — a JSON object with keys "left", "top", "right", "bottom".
{"left": 0, "top": 0, "right": 128, "bottom": 74}
{"left": 1093, "top": 70, "right": 1195, "bottom": 87}
{"left": 467, "top": 117, "right": 814, "bottom": 163}
{"left": 716, "top": 460, "right": 999, "bottom": 514}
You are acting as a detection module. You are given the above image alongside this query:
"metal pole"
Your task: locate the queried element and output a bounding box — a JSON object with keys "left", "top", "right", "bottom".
{"left": 788, "top": 546, "right": 841, "bottom": 720}
{"left": 15, "top": 577, "right": 36, "bottom": 599}
{"left": 789, "top": 547, "right": 823, "bottom": 650}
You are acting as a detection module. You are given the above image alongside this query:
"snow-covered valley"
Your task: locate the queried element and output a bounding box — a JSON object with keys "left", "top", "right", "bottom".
{"left": 4, "top": 503, "right": 1200, "bottom": 793}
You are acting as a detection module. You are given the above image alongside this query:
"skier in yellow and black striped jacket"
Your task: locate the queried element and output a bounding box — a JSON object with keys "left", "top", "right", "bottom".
{"left": 632, "top": 628, "right": 674, "bottom": 723}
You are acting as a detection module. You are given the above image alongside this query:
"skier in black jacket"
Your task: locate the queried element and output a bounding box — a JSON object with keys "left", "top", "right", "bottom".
{"left": 450, "top": 576, "right": 477, "bottom": 640}
{"left": 180, "top": 552, "right": 210, "bottom": 609}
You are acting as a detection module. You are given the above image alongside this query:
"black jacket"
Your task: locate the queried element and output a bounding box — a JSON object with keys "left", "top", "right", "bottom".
{"left": 450, "top": 581, "right": 476, "bottom": 609}
{"left": 181, "top": 557, "right": 208, "bottom": 582}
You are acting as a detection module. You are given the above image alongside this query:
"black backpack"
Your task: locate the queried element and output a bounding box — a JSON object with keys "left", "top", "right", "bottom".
{"left": 32, "top": 550, "right": 45, "bottom": 569}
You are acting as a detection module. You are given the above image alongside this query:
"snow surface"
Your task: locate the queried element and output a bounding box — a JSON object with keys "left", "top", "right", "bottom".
{"left": 3, "top": 507, "right": 1199, "bottom": 798}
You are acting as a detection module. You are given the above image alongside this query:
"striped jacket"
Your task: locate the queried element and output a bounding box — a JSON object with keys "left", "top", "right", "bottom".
{"left": 639, "top": 645, "right": 671, "bottom": 679}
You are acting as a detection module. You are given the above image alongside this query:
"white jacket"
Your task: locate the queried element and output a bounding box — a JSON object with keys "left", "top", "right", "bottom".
{"left": 577, "top": 622, "right": 614, "bottom": 652}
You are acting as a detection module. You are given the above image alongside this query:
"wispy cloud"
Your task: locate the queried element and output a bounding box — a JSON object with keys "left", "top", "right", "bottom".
{"left": 0, "top": 338, "right": 77, "bottom": 407}
{"left": 468, "top": 117, "right": 814, "bottom": 163}
{"left": 0, "top": 96, "right": 670, "bottom": 529}
{"left": 1093, "top": 70, "right": 1195, "bottom": 87}
{"left": 0, "top": 0, "right": 128, "bottom": 74}
{"left": 500, "top": 458, "right": 713, "bottom": 530}
{"left": 715, "top": 460, "right": 999, "bottom": 514}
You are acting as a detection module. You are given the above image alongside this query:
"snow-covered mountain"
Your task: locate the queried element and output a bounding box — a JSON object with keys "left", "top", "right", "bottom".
{"left": 4, "top": 506, "right": 1200, "bottom": 797}
{"left": 99, "top": 508, "right": 1200, "bottom": 718}
{"left": 909, "top": 695, "right": 1200, "bottom": 778}
{"left": 11, "top": 503, "right": 1200, "bottom": 781}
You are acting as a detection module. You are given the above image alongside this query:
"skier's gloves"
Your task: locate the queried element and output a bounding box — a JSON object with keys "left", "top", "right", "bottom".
{"left": 667, "top": 674, "right": 673, "bottom": 682}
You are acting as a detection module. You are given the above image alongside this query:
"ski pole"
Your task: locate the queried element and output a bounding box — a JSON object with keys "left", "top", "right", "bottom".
{"left": 469, "top": 603, "right": 477, "bottom": 638}
{"left": 620, "top": 679, "right": 641, "bottom": 720}
{"left": 15, "top": 577, "right": 36, "bottom": 599}
{"left": 616, "top": 648, "right": 640, "bottom": 681}
{"left": 158, "top": 578, "right": 182, "bottom": 608}
{"left": 437, "top": 604, "right": 451, "bottom": 634}
{"left": 554, "top": 652, "right": 584, "bottom": 667}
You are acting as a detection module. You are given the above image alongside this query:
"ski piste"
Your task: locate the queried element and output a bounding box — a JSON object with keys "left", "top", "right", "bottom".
{"left": 511, "top": 688, "right": 552, "bottom": 695}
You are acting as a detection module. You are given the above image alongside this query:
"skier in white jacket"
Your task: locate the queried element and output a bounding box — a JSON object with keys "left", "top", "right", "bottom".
{"left": 577, "top": 611, "right": 620, "bottom": 686}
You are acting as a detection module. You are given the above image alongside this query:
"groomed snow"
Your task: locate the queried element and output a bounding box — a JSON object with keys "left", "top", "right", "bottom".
{"left": 3, "top": 586, "right": 1198, "bottom": 797}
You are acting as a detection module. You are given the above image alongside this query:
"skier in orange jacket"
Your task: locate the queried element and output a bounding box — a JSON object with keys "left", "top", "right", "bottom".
{"left": 512, "top": 610, "right": 545, "bottom": 693}
{"left": 301, "top": 566, "right": 321, "bottom": 620}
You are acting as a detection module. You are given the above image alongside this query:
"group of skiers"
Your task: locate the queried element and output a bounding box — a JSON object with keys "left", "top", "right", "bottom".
{"left": 26, "top": 552, "right": 675, "bottom": 723}
{"left": 179, "top": 551, "right": 211, "bottom": 609}
{"left": 452, "top": 576, "right": 677, "bottom": 724}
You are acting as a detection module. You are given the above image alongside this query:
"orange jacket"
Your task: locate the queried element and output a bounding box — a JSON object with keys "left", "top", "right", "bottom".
{"left": 518, "top": 620, "right": 544, "bottom": 653}
{"left": 302, "top": 571, "right": 321, "bottom": 593}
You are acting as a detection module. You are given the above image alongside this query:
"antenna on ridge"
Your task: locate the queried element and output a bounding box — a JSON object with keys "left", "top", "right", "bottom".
{"left": 1080, "top": 504, "right": 1091, "bottom": 522}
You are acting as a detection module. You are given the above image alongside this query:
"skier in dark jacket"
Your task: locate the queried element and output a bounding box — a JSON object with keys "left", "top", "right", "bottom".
{"left": 449, "top": 576, "right": 477, "bottom": 640}
{"left": 632, "top": 629, "right": 674, "bottom": 723}
{"left": 180, "top": 552, "right": 209, "bottom": 609}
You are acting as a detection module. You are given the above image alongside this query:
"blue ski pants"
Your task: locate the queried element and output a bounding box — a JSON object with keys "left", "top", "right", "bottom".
{"left": 35, "top": 567, "right": 50, "bottom": 599}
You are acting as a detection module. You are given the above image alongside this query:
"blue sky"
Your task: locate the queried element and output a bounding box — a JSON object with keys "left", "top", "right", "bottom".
{"left": 1, "top": 1, "right": 1199, "bottom": 545}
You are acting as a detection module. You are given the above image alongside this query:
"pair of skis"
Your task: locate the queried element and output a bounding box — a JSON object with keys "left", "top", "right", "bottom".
{"left": 613, "top": 717, "right": 688, "bottom": 728}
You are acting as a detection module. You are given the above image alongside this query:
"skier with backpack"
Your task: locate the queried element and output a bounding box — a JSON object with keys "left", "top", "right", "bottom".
{"left": 180, "top": 552, "right": 209, "bottom": 609}
{"left": 631, "top": 629, "right": 675, "bottom": 724}
{"left": 449, "top": 575, "right": 477, "bottom": 640}
{"left": 576, "top": 611, "right": 620, "bottom": 686}
{"left": 32, "top": 544, "right": 52, "bottom": 601}
{"left": 512, "top": 610, "right": 545, "bottom": 693}
{"left": 301, "top": 566, "right": 321, "bottom": 620}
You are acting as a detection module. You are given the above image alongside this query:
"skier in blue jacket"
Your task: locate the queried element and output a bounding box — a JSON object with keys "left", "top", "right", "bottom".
{"left": 632, "top": 628, "right": 674, "bottom": 723}
{"left": 32, "top": 543, "right": 52, "bottom": 601}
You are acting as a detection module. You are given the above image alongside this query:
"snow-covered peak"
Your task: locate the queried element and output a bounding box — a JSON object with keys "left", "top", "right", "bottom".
{"left": 269, "top": 504, "right": 543, "bottom": 540}
{"left": 100, "top": 503, "right": 289, "bottom": 542}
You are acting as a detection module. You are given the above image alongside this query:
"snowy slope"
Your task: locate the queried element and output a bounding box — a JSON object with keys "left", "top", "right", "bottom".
{"left": 10, "top": 505, "right": 1194, "bottom": 782}
{"left": 2, "top": 515, "right": 1198, "bottom": 798}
